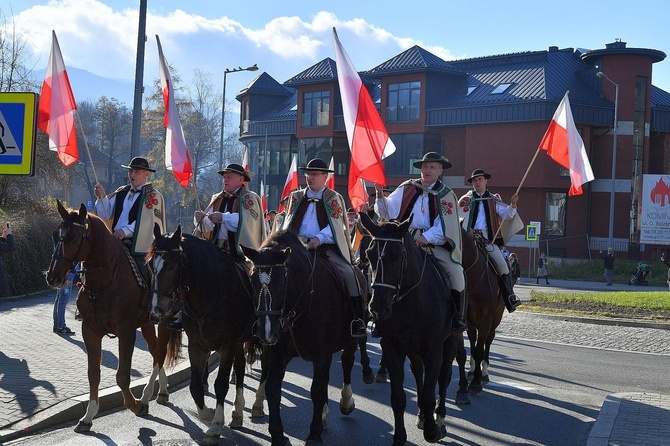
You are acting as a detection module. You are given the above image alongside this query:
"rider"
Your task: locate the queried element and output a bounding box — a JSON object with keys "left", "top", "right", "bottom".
{"left": 374, "top": 152, "right": 468, "bottom": 333}
{"left": 459, "top": 168, "right": 523, "bottom": 313}
{"left": 93, "top": 156, "right": 166, "bottom": 256}
{"left": 281, "top": 158, "right": 368, "bottom": 337}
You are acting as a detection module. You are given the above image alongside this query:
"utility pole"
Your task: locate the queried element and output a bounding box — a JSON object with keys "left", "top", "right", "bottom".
{"left": 130, "top": 0, "right": 147, "bottom": 158}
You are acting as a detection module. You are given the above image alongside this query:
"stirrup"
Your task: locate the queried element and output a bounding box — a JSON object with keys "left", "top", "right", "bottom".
{"left": 350, "top": 319, "right": 367, "bottom": 337}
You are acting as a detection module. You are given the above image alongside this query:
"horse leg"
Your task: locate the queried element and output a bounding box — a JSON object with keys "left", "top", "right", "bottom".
{"left": 340, "top": 341, "right": 357, "bottom": 415}
{"left": 468, "top": 328, "right": 487, "bottom": 395}
{"left": 75, "top": 325, "right": 101, "bottom": 433}
{"left": 202, "top": 347, "right": 235, "bottom": 446}
{"left": 306, "top": 356, "right": 333, "bottom": 444}
{"left": 358, "top": 335, "right": 374, "bottom": 384}
{"left": 190, "top": 346, "right": 214, "bottom": 423}
{"left": 229, "top": 344, "right": 246, "bottom": 429}
{"left": 435, "top": 340, "right": 452, "bottom": 434}
{"left": 418, "top": 354, "right": 444, "bottom": 443}
{"left": 139, "top": 322, "right": 160, "bottom": 405}
{"left": 408, "top": 355, "right": 425, "bottom": 430}
{"left": 117, "top": 331, "right": 147, "bottom": 416}
{"left": 455, "top": 337, "right": 471, "bottom": 405}
{"left": 382, "top": 342, "right": 408, "bottom": 446}
{"left": 252, "top": 346, "right": 268, "bottom": 418}
{"left": 481, "top": 329, "right": 497, "bottom": 384}
{"left": 376, "top": 353, "right": 389, "bottom": 383}
{"left": 266, "top": 349, "right": 290, "bottom": 446}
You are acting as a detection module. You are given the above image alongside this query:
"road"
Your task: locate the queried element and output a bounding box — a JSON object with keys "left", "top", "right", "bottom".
{"left": 6, "top": 313, "right": 670, "bottom": 446}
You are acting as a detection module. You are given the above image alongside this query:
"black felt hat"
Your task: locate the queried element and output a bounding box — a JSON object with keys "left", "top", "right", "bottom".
{"left": 121, "top": 157, "right": 155, "bottom": 172}
{"left": 217, "top": 163, "right": 253, "bottom": 181}
{"left": 412, "top": 152, "right": 452, "bottom": 169}
{"left": 299, "top": 158, "right": 334, "bottom": 173}
{"left": 466, "top": 168, "right": 492, "bottom": 183}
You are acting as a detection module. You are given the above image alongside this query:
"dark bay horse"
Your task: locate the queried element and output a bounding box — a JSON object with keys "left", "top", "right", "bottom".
{"left": 240, "top": 230, "right": 360, "bottom": 446}
{"left": 461, "top": 228, "right": 505, "bottom": 394}
{"left": 45, "top": 201, "right": 179, "bottom": 433}
{"left": 359, "top": 213, "right": 464, "bottom": 445}
{"left": 149, "top": 225, "right": 265, "bottom": 446}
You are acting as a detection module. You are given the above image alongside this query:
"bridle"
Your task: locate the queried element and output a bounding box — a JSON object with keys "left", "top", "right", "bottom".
{"left": 51, "top": 219, "right": 90, "bottom": 271}
{"left": 149, "top": 245, "right": 187, "bottom": 309}
{"left": 251, "top": 262, "right": 291, "bottom": 329}
{"left": 369, "top": 234, "right": 428, "bottom": 303}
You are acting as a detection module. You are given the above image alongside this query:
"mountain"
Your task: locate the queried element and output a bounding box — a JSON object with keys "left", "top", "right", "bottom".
{"left": 33, "top": 66, "right": 135, "bottom": 107}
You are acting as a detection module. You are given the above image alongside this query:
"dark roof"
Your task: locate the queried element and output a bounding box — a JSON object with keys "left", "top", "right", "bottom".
{"left": 236, "top": 72, "right": 292, "bottom": 99}
{"left": 581, "top": 40, "right": 666, "bottom": 64}
{"left": 652, "top": 85, "right": 670, "bottom": 108}
{"left": 365, "top": 45, "right": 465, "bottom": 76}
{"left": 254, "top": 90, "right": 298, "bottom": 121}
{"left": 284, "top": 58, "right": 338, "bottom": 86}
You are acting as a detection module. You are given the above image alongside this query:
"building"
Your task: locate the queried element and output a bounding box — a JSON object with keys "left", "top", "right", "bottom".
{"left": 235, "top": 40, "right": 670, "bottom": 260}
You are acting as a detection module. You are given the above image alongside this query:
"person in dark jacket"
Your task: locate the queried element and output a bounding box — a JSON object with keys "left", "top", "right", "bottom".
{"left": 600, "top": 247, "right": 615, "bottom": 285}
{"left": 536, "top": 252, "right": 550, "bottom": 285}
{"left": 0, "top": 222, "right": 15, "bottom": 297}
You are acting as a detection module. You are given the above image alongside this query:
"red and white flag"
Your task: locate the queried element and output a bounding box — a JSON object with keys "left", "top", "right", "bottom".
{"left": 242, "top": 146, "right": 249, "bottom": 171}
{"left": 348, "top": 171, "right": 367, "bottom": 212}
{"left": 278, "top": 157, "right": 298, "bottom": 212}
{"left": 539, "top": 91, "right": 594, "bottom": 196}
{"left": 333, "top": 27, "right": 395, "bottom": 207}
{"left": 157, "top": 35, "right": 193, "bottom": 187}
{"left": 260, "top": 180, "right": 268, "bottom": 213}
{"left": 326, "top": 156, "right": 335, "bottom": 189}
{"left": 37, "top": 31, "right": 78, "bottom": 167}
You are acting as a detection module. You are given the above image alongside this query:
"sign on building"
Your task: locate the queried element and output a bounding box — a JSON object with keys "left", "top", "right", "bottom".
{"left": 0, "top": 92, "right": 38, "bottom": 176}
{"left": 640, "top": 174, "right": 670, "bottom": 244}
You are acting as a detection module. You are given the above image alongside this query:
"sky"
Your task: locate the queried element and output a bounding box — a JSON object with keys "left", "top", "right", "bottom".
{"left": 4, "top": 0, "right": 670, "bottom": 111}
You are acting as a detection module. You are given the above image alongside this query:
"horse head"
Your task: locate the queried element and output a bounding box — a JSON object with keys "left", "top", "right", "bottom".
{"left": 241, "top": 233, "right": 292, "bottom": 346}
{"left": 46, "top": 200, "right": 91, "bottom": 287}
{"left": 359, "top": 212, "right": 413, "bottom": 321}
{"left": 148, "top": 223, "right": 184, "bottom": 321}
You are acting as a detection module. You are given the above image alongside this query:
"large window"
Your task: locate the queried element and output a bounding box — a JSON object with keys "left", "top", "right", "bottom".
{"left": 302, "top": 91, "right": 330, "bottom": 128}
{"left": 383, "top": 133, "right": 442, "bottom": 176}
{"left": 545, "top": 192, "right": 566, "bottom": 236}
{"left": 386, "top": 81, "right": 421, "bottom": 122}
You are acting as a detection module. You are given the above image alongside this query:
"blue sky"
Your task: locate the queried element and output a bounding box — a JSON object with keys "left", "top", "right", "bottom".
{"left": 5, "top": 0, "right": 670, "bottom": 108}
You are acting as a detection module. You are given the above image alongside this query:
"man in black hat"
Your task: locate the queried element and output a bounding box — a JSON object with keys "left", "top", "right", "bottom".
{"left": 459, "top": 168, "right": 523, "bottom": 312}
{"left": 374, "top": 151, "right": 467, "bottom": 333}
{"left": 94, "top": 156, "right": 166, "bottom": 256}
{"left": 194, "top": 163, "right": 266, "bottom": 258}
{"left": 281, "top": 158, "right": 368, "bottom": 337}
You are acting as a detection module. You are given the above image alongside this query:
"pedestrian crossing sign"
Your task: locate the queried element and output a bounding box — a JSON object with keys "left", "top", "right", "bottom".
{"left": 0, "top": 92, "right": 38, "bottom": 175}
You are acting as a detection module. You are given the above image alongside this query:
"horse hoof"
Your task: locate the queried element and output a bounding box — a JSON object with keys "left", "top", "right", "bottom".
{"left": 424, "top": 425, "right": 444, "bottom": 443}
{"left": 466, "top": 371, "right": 474, "bottom": 381}
{"left": 136, "top": 402, "right": 149, "bottom": 416}
{"left": 468, "top": 384, "right": 483, "bottom": 395}
{"left": 416, "top": 413, "right": 425, "bottom": 429}
{"left": 74, "top": 420, "right": 92, "bottom": 433}
{"left": 455, "top": 391, "right": 471, "bottom": 405}
{"left": 305, "top": 439, "right": 323, "bottom": 446}
{"left": 375, "top": 372, "right": 388, "bottom": 383}
{"left": 362, "top": 370, "right": 375, "bottom": 384}
{"left": 251, "top": 404, "right": 266, "bottom": 418}
{"left": 156, "top": 393, "right": 169, "bottom": 404}
{"left": 339, "top": 399, "right": 355, "bottom": 416}
{"left": 229, "top": 416, "right": 243, "bottom": 429}
{"left": 201, "top": 434, "right": 220, "bottom": 446}
{"left": 481, "top": 375, "right": 490, "bottom": 384}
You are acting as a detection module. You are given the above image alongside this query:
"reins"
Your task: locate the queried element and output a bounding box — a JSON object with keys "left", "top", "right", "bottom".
{"left": 370, "top": 235, "right": 428, "bottom": 303}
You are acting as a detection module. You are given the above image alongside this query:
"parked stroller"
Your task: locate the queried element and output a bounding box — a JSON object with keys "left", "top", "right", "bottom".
{"left": 628, "top": 261, "right": 651, "bottom": 286}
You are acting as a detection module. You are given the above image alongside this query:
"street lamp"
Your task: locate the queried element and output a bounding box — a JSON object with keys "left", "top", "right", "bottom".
{"left": 596, "top": 71, "right": 619, "bottom": 250}
{"left": 219, "top": 64, "right": 259, "bottom": 171}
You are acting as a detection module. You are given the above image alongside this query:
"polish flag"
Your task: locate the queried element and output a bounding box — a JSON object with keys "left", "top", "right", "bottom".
{"left": 539, "top": 91, "right": 594, "bottom": 196}
{"left": 37, "top": 31, "right": 78, "bottom": 167}
{"left": 260, "top": 180, "right": 267, "bottom": 213}
{"left": 348, "top": 168, "right": 367, "bottom": 212}
{"left": 157, "top": 35, "right": 193, "bottom": 187}
{"left": 333, "top": 27, "right": 395, "bottom": 207}
{"left": 242, "top": 146, "right": 249, "bottom": 171}
{"left": 326, "top": 156, "right": 335, "bottom": 189}
{"left": 278, "top": 157, "right": 298, "bottom": 212}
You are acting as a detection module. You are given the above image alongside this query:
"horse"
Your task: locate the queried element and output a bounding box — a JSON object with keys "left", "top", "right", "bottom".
{"left": 45, "top": 201, "right": 180, "bottom": 433}
{"left": 149, "top": 224, "right": 266, "bottom": 446}
{"left": 240, "top": 230, "right": 361, "bottom": 446}
{"left": 460, "top": 228, "right": 506, "bottom": 394}
{"left": 359, "top": 212, "right": 464, "bottom": 445}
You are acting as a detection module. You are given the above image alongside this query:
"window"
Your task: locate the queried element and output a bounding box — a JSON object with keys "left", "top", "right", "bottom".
{"left": 302, "top": 91, "right": 330, "bottom": 127}
{"left": 386, "top": 81, "right": 421, "bottom": 122}
{"left": 467, "top": 86, "right": 477, "bottom": 96}
{"left": 545, "top": 192, "right": 566, "bottom": 236}
{"left": 491, "top": 83, "right": 512, "bottom": 94}
{"left": 383, "top": 133, "right": 442, "bottom": 176}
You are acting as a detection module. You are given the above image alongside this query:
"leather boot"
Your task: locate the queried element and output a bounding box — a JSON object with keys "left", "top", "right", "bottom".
{"left": 350, "top": 295, "right": 367, "bottom": 337}
{"left": 450, "top": 289, "right": 468, "bottom": 333}
{"left": 501, "top": 274, "right": 522, "bottom": 313}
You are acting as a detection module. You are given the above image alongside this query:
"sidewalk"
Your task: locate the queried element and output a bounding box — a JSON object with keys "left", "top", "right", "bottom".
{"left": 1, "top": 283, "right": 668, "bottom": 444}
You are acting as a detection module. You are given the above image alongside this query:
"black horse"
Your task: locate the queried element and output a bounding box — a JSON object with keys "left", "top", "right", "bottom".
{"left": 360, "top": 213, "right": 463, "bottom": 445}
{"left": 149, "top": 225, "right": 265, "bottom": 446}
{"left": 241, "top": 230, "right": 360, "bottom": 446}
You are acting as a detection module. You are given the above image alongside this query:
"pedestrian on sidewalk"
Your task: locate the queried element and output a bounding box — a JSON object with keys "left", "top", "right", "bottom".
{"left": 536, "top": 252, "right": 550, "bottom": 285}
{"left": 660, "top": 253, "right": 670, "bottom": 291}
{"left": 0, "top": 222, "right": 15, "bottom": 297}
{"left": 53, "top": 265, "right": 78, "bottom": 335}
{"left": 509, "top": 252, "right": 520, "bottom": 288}
{"left": 600, "top": 247, "right": 615, "bottom": 286}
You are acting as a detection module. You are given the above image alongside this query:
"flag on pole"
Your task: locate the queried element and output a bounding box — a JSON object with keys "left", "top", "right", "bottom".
{"left": 37, "top": 30, "right": 79, "bottom": 167}
{"left": 260, "top": 180, "right": 268, "bottom": 213}
{"left": 333, "top": 27, "right": 395, "bottom": 207}
{"left": 539, "top": 91, "right": 595, "bottom": 196}
{"left": 348, "top": 170, "right": 367, "bottom": 212}
{"left": 157, "top": 35, "right": 193, "bottom": 187}
{"left": 278, "top": 156, "right": 298, "bottom": 212}
{"left": 242, "top": 146, "right": 249, "bottom": 171}
{"left": 326, "top": 156, "right": 335, "bottom": 189}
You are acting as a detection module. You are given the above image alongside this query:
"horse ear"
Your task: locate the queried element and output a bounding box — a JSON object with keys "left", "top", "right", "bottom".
{"left": 57, "top": 200, "right": 68, "bottom": 219}
{"left": 399, "top": 214, "right": 414, "bottom": 232}
{"left": 153, "top": 223, "right": 162, "bottom": 240}
{"left": 280, "top": 247, "right": 291, "bottom": 263}
{"left": 174, "top": 224, "right": 182, "bottom": 240}
{"left": 78, "top": 203, "right": 88, "bottom": 219}
{"left": 359, "top": 212, "right": 379, "bottom": 237}
{"left": 240, "top": 245, "right": 257, "bottom": 264}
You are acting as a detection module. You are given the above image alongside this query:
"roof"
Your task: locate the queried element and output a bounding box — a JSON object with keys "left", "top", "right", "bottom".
{"left": 365, "top": 45, "right": 465, "bottom": 76}
{"left": 284, "top": 58, "right": 338, "bottom": 87}
{"left": 236, "top": 72, "right": 292, "bottom": 99}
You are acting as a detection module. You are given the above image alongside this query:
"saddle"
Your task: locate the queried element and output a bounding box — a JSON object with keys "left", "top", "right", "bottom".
{"left": 315, "top": 245, "right": 366, "bottom": 298}
{"left": 470, "top": 230, "right": 502, "bottom": 276}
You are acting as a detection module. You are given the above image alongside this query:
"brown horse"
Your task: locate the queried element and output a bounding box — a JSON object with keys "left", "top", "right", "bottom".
{"left": 461, "top": 228, "right": 505, "bottom": 394}
{"left": 45, "top": 201, "right": 179, "bottom": 433}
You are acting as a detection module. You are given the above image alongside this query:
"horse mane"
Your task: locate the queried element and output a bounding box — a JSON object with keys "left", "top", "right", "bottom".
{"left": 180, "top": 233, "right": 238, "bottom": 291}
{"left": 259, "top": 230, "right": 308, "bottom": 258}
{"left": 81, "top": 211, "right": 124, "bottom": 262}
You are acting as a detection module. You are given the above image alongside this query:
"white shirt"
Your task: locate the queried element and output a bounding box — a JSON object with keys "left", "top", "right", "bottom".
{"left": 297, "top": 187, "right": 334, "bottom": 244}
{"left": 195, "top": 187, "right": 242, "bottom": 241}
{"left": 95, "top": 184, "right": 145, "bottom": 237}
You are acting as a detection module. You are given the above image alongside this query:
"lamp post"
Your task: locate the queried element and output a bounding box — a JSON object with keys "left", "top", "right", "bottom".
{"left": 596, "top": 71, "right": 619, "bottom": 249}
{"left": 219, "top": 64, "right": 259, "bottom": 171}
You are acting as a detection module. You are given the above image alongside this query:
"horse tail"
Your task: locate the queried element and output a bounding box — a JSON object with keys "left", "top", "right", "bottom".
{"left": 165, "top": 329, "right": 183, "bottom": 369}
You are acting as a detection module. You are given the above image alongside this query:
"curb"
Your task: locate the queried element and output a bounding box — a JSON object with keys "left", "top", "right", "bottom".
{"left": 516, "top": 310, "right": 670, "bottom": 331}
{"left": 586, "top": 393, "right": 624, "bottom": 446}
{"left": 0, "top": 355, "right": 193, "bottom": 443}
